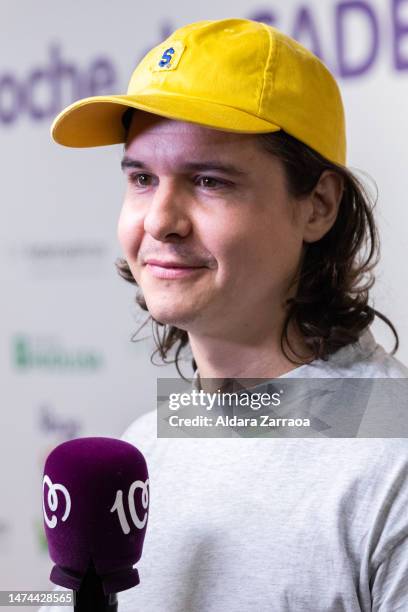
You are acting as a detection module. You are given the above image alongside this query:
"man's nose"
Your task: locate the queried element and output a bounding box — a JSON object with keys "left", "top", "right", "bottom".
{"left": 144, "top": 182, "right": 191, "bottom": 240}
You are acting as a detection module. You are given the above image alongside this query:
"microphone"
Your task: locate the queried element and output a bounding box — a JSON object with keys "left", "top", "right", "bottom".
{"left": 42, "top": 437, "right": 149, "bottom": 611}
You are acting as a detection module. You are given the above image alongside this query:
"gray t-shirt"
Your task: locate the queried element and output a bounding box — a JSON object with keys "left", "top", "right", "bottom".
{"left": 41, "top": 329, "right": 408, "bottom": 611}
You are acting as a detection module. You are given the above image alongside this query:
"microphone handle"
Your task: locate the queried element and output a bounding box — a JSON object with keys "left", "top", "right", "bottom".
{"left": 73, "top": 562, "right": 118, "bottom": 612}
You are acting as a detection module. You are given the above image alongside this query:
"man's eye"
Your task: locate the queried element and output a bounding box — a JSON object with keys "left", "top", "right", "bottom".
{"left": 195, "top": 176, "right": 227, "bottom": 189}
{"left": 129, "top": 173, "right": 152, "bottom": 187}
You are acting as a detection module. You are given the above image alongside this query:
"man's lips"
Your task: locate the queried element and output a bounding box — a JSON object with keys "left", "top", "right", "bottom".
{"left": 144, "top": 260, "right": 207, "bottom": 280}
{"left": 144, "top": 259, "right": 206, "bottom": 269}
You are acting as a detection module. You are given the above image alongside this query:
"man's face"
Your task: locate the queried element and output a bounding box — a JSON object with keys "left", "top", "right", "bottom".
{"left": 117, "top": 111, "right": 308, "bottom": 336}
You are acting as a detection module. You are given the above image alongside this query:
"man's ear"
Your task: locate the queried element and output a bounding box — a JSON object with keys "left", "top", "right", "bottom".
{"left": 302, "top": 170, "right": 344, "bottom": 243}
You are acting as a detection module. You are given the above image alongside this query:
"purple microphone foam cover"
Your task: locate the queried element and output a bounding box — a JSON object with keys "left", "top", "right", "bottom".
{"left": 42, "top": 437, "right": 149, "bottom": 595}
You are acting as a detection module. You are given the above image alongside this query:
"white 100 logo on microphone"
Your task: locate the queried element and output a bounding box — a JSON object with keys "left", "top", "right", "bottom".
{"left": 110, "top": 479, "right": 150, "bottom": 534}
{"left": 43, "top": 475, "right": 72, "bottom": 529}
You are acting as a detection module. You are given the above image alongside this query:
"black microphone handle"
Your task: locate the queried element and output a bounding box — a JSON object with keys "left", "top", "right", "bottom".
{"left": 73, "top": 562, "right": 118, "bottom": 612}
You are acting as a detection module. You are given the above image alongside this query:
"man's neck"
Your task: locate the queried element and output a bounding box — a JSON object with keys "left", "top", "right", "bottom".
{"left": 189, "top": 322, "right": 315, "bottom": 393}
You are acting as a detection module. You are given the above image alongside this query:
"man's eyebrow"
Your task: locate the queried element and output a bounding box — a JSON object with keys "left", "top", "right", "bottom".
{"left": 181, "top": 161, "right": 248, "bottom": 176}
{"left": 121, "top": 157, "right": 148, "bottom": 171}
{"left": 120, "top": 156, "right": 248, "bottom": 176}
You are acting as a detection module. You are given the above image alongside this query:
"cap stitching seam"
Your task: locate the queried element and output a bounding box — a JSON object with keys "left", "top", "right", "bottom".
{"left": 257, "top": 23, "right": 276, "bottom": 117}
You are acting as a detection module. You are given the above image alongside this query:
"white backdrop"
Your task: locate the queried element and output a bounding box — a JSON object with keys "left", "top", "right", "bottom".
{"left": 1, "top": 0, "right": 407, "bottom": 607}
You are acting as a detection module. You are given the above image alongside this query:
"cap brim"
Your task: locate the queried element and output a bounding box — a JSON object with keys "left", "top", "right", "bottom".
{"left": 51, "top": 93, "right": 281, "bottom": 147}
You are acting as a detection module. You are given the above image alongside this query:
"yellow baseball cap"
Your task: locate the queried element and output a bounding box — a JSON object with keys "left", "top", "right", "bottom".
{"left": 51, "top": 18, "right": 346, "bottom": 165}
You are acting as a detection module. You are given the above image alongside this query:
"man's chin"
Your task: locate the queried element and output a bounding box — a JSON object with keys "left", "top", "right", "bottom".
{"left": 147, "top": 306, "right": 195, "bottom": 330}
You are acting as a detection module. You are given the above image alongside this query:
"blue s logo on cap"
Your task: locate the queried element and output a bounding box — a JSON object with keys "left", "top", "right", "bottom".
{"left": 153, "top": 41, "right": 185, "bottom": 72}
{"left": 159, "top": 47, "right": 175, "bottom": 68}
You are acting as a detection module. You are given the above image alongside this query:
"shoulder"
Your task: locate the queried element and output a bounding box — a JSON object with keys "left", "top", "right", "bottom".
{"left": 362, "top": 343, "right": 408, "bottom": 377}
{"left": 354, "top": 438, "right": 408, "bottom": 565}
{"left": 121, "top": 409, "right": 157, "bottom": 456}
{"left": 315, "top": 328, "right": 408, "bottom": 378}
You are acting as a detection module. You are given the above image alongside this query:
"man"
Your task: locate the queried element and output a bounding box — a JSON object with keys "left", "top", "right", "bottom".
{"left": 44, "top": 18, "right": 408, "bottom": 611}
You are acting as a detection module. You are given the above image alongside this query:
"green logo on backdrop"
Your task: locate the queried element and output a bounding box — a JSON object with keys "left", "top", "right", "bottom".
{"left": 13, "top": 335, "right": 103, "bottom": 371}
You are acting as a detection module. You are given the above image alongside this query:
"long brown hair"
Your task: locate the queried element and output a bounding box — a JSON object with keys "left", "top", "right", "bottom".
{"left": 115, "top": 108, "right": 399, "bottom": 381}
